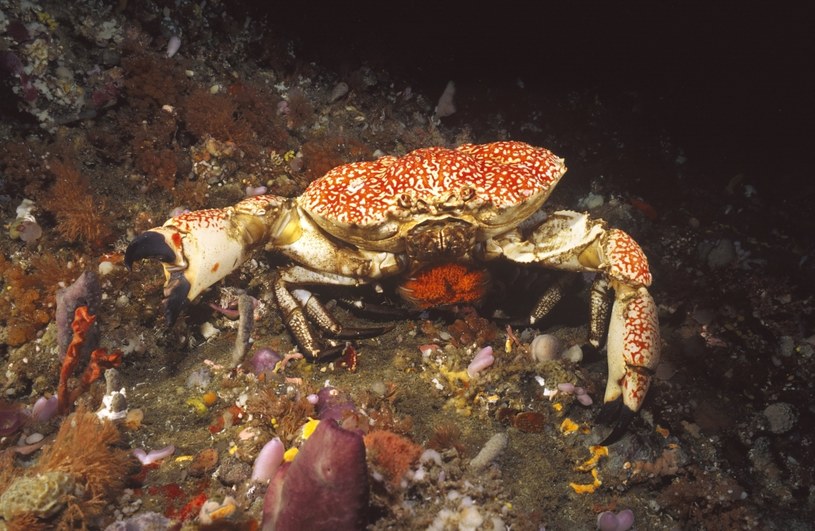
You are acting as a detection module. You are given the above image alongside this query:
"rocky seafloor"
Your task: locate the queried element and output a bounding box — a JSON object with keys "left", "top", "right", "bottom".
{"left": 1, "top": 1, "right": 813, "bottom": 530}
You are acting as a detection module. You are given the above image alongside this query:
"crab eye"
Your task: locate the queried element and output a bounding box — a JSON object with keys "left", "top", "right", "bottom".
{"left": 459, "top": 186, "right": 475, "bottom": 201}
{"left": 398, "top": 193, "right": 413, "bottom": 208}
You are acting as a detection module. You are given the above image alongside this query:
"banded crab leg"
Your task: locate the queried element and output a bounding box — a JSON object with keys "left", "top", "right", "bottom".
{"left": 489, "top": 210, "right": 661, "bottom": 444}
{"left": 274, "top": 266, "right": 394, "bottom": 360}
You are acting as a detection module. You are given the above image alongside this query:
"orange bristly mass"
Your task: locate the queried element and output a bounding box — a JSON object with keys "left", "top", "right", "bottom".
{"left": 364, "top": 430, "right": 422, "bottom": 485}
{"left": 399, "top": 263, "right": 488, "bottom": 309}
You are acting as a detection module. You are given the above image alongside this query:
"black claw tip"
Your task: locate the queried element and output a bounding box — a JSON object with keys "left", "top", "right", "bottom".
{"left": 162, "top": 272, "right": 191, "bottom": 326}
{"left": 311, "top": 344, "right": 347, "bottom": 363}
{"left": 124, "top": 231, "right": 176, "bottom": 270}
{"left": 596, "top": 396, "right": 623, "bottom": 426}
{"left": 599, "top": 406, "right": 636, "bottom": 446}
{"left": 333, "top": 323, "right": 395, "bottom": 340}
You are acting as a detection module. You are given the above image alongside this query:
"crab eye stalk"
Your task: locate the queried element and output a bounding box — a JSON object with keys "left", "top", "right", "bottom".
{"left": 459, "top": 185, "right": 475, "bottom": 201}
{"left": 397, "top": 193, "right": 413, "bottom": 208}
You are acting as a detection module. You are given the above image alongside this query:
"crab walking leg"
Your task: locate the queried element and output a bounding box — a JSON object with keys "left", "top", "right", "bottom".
{"left": 273, "top": 276, "right": 327, "bottom": 359}
{"left": 275, "top": 267, "right": 395, "bottom": 359}
{"left": 529, "top": 275, "right": 575, "bottom": 324}
{"left": 489, "top": 210, "right": 660, "bottom": 441}
{"left": 589, "top": 276, "right": 612, "bottom": 348}
{"left": 291, "top": 288, "right": 394, "bottom": 340}
{"left": 125, "top": 195, "right": 295, "bottom": 323}
{"left": 275, "top": 284, "right": 394, "bottom": 360}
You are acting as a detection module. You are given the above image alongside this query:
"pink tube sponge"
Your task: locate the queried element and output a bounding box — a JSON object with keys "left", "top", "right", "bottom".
{"left": 252, "top": 437, "right": 284, "bottom": 482}
{"left": 597, "top": 509, "right": 634, "bottom": 531}
{"left": 262, "top": 419, "right": 369, "bottom": 531}
{"left": 467, "top": 346, "right": 495, "bottom": 378}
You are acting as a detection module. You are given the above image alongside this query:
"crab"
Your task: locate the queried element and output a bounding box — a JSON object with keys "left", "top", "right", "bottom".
{"left": 125, "top": 141, "right": 660, "bottom": 443}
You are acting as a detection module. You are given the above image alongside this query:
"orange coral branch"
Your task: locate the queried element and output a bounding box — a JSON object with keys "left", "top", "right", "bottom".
{"left": 80, "top": 348, "right": 123, "bottom": 387}
{"left": 57, "top": 306, "right": 122, "bottom": 414}
{"left": 58, "top": 306, "right": 95, "bottom": 414}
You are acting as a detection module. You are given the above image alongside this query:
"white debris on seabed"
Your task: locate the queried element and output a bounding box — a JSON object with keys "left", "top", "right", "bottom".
{"left": 561, "top": 344, "right": 583, "bottom": 363}
{"left": 427, "top": 491, "right": 508, "bottom": 531}
{"left": 200, "top": 321, "right": 220, "bottom": 340}
{"left": 469, "top": 432, "right": 508, "bottom": 471}
{"left": 9, "top": 198, "right": 43, "bottom": 243}
{"left": 577, "top": 191, "right": 605, "bottom": 210}
{"left": 434, "top": 80, "right": 456, "bottom": 118}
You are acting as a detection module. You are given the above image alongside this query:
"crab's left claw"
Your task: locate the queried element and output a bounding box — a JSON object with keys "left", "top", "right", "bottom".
{"left": 490, "top": 213, "right": 661, "bottom": 443}
{"left": 589, "top": 229, "right": 661, "bottom": 444}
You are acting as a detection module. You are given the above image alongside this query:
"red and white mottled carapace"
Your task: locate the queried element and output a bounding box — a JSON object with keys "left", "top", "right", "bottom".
{"left": 126, "top": 141, "right": 660, "bottom": 444}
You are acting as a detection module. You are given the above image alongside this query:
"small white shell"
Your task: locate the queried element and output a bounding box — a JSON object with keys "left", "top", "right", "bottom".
{"left": 530, "top": 334, "right": 560, "bottom": 362}
{"left": 166, "top": 35, "right": 181, "bottom": 58}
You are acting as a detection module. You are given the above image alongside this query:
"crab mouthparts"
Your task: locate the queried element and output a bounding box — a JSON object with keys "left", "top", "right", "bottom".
{"left": 404, "top": 220, "right": 477, "bottom": 262}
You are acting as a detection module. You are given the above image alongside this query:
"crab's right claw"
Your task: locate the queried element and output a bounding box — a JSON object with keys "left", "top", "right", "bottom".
{"left": 125, "top": 198, "right": 281, "bottom": 325}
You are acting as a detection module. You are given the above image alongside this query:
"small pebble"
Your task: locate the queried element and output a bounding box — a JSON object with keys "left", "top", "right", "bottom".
{"left": 706, "top": 239, "right": 736, "bottom": 269}
{"left": 217, "top": 456, "right": 252, "bottom": 486}
{"left": 329, "top": 81, "right": 349, "bottom": 102}
{"left": 166, "top": 35, "right": 181, "bottom": 58}
{"left": 189, "top": 447, "right": 219, "bottom": 477}
{"left": 763, "top": 402, "right": 798, "bottom": 434}
{"left": 562, "top": 344, "right": 583, "bottom": 363}
{"left": 98, "top": 260, "right": 115, "bottom": 276}
{"left": 25, "top": 432, "right": 44, "bottom": 445}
